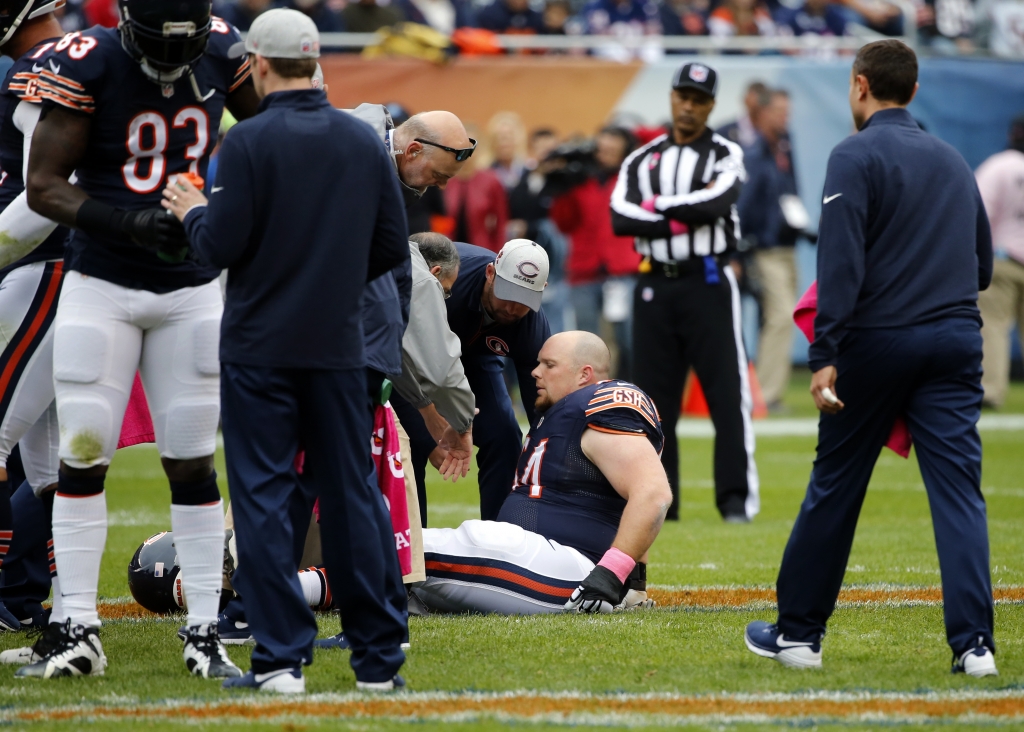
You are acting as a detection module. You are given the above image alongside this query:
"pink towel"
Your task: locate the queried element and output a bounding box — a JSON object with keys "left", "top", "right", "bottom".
{"left": 312, "top": 403, "right": 412, "bottom": 576}
{"left": 372, "top": 403, "right": 412, "bottom": 576}
{"left": 794, "top": 282, "right": 913, "bottom": 459}
{"left": 116, "top": 373, "right": 155, "bottom": 449}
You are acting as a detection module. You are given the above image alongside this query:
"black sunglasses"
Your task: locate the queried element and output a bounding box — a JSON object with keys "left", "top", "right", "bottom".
{"left": 415, "top": 137, "right": 477, "bottom": 162}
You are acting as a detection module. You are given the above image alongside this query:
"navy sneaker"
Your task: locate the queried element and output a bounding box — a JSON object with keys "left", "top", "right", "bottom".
{"left": 314, "top": 632, "right": 350, "bottom": 650}
{"left": 356, "top": 673, "right": 406, "bottom": 692}
{"left": 0, "top": 601, "right": 21, "bottom": 632}
{"left": 314, "top": 632, "right": 410, "bottom": 651}
{"left": 223, "top": 667, "right": 304, "bottom": 693}
{"left": 744, "top": 620, "right": 822, "bottom": 669}
{"left": 18, "top": 606, "right": 50, "bottom": 630}
{"left": 179, "top": 613, "right": 254, "bottom": 646}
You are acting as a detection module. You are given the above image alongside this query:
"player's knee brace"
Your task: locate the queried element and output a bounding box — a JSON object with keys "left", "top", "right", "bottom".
{"left": 165, "top": 398, "right": 220, "bottom": 459}
{"left": 169, "top": 471, "right": 220, "bottom": 506}
{"left": 57, "top": 471, "right": 105, "bottom": 497}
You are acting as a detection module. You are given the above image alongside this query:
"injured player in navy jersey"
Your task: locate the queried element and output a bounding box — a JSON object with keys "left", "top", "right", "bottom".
{"left": 129, "top": 333, "right": 671, "bottom": 625}
{"left": 412, "top": 330, "right": 673, "bottom": 615}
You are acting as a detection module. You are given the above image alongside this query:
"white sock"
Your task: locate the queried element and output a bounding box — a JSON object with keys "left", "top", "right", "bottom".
{"left": 171, "top": 501, "right": 224, "bottom": 627}
{"left": 52, "top": 493, "right": 107, "bottom": 628}
{"left": 50, "top": 575, "right": 63, "bottom": 624}
{"left": 298, "top": 567, "right": 328, "bottom": 609}
{"left": 47, "top": 537, "right": 64, "bottom": 624}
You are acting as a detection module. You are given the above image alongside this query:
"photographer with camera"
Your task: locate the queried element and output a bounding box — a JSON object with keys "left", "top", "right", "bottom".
{"left": 547, "top": 127, "right": 640, "bottom": 379}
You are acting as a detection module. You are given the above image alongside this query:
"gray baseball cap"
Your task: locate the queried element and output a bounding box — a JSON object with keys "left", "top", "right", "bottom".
{"left": 492, "top": 239, "right": 549, "bottom": 312}
{"left": 228, "top": 8, "right": 321, "bottom": 60}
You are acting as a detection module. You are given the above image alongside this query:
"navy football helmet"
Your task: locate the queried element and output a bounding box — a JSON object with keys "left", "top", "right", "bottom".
{"left": 118, "top": 0, "right": 212, "bottom": 83}
{"left": 128, "top": 530, "right": 236, "bottom": 614}
{"left": 127, "top": 531, "right": 185, "bottom": 614}
{"left": 0, "top": 0, "right": 65, "bottom": 48}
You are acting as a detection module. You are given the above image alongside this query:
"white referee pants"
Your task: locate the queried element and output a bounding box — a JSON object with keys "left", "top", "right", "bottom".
{"left": 412, "top": 520, "right": 594, "bottom": 615}
{"left": 0, "top": 261, "right": 63, "bottom": 494}
{"left": 53, "top": 271, "right": 222, "bottom": 468}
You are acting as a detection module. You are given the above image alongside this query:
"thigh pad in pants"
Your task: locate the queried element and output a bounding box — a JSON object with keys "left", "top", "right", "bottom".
{"left": 414, "top": 520, "right": 594, "bottom": 614}
{"left": 141, "top": 283, "right": 221, "bottom": 460}
{"left": 53, "top": 317, "right": 118, "bottom": 468}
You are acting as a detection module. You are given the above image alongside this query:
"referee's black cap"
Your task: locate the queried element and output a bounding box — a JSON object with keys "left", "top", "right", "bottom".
{"left": 672, "top": 62, "right": 718, "bottom": 99}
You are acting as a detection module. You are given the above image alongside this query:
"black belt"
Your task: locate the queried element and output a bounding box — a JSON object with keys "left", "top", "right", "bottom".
{"left": 644, "top": 257, "right": 726, "bottom": 279}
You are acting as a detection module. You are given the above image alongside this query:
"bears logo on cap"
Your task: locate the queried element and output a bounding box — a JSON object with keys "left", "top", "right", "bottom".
{"left": 486, "top": 336, "right": 510, "bottom": 357}
{"left": 517, "top": 261, "right": 540, "bottom": 279}
{"left": 689, "top": 64, "right": 709, "bottom": 83}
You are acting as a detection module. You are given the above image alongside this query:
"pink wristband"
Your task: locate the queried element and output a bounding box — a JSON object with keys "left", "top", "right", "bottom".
{"left": 669, "top": 220, "right": 689, "bottom": 236}
{"left": 597, "top": 547, "right": 636, "bottom": 584}
{"left": 640, "top": 198, "right": 657, "bottom": 213}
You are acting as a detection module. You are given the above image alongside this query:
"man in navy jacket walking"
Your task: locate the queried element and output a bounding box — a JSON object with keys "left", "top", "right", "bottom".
{"left": 744, "top": 40, "right": 997, "bottom": 677}
{"left": 163, "top": 10, "right": 410, "bottom": 693}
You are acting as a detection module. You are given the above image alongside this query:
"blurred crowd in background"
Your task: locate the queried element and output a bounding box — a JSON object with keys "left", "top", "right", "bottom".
{"left": 55, "top": 0, "right": 1024, "bottom": 58}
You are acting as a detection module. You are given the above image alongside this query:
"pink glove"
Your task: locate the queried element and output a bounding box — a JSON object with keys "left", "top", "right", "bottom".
{"left": 640, "top": 198, "right": 657, "bottom": 213}
{"left": 669, "top": 220, "right": 688, "bottom": 236}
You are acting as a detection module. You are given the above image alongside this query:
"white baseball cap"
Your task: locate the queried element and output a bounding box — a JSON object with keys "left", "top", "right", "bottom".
{"left": 228, "top": 8, "right": 320, "bottom": 60}
{"left": 492, "top": 239, "right": 549, "bottom": 312}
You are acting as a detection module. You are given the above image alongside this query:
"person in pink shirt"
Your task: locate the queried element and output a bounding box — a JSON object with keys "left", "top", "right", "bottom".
{"left": 976, "top": 115, "right": 1024, "bottom": 409}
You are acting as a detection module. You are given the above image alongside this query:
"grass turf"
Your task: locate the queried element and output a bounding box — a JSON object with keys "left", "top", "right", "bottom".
{"left": 0, "top": 379, "right": 1022, "bottom": 729}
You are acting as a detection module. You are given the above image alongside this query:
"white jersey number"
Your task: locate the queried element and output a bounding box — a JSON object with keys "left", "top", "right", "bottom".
{"left": 519, "top": 438, "right": 548, "bottom": 499}
{"left": 122, "top": 107, "right": 210, "bottom": 194}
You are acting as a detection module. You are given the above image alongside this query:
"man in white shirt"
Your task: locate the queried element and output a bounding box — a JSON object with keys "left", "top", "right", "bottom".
{"left": 976, "top": 115, "right": 1024, "bottom": 408}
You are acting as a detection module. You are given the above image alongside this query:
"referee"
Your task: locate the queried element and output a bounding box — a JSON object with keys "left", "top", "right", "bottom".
{"left": 611, "top": 62, "right": 758, "bottom": 523}
{"left": 745, "top": 41, "right": 996, "bottom": 677}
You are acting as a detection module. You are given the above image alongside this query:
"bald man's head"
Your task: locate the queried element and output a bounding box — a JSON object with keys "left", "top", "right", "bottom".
{"left": 394, "top": 111, "right": 473, "bottom": 191}
{"left": 532, "top": 331, "right": 612, "bottom": 412}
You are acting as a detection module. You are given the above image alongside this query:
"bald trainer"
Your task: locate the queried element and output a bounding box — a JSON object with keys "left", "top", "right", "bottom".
{"left": 390, "top": 111, "right": 477, "bottom": 198}
{"left": 411, "top": 332, "right": 672, "bottom": 615}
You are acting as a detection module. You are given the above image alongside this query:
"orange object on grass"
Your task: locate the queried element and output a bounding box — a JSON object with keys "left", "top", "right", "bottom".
{"left": 681, "top": 365, "right": 767, "bottom": 419}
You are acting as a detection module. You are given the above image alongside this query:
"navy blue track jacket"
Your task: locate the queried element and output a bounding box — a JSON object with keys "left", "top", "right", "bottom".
{"left": 184, "top": 89, "right": 410, "bottom": 369}
{"left": 447, "top": 243, "right": 552, "bottom": 424}
{"left": 808, "top": 108, "right": 994, "bottom": 372}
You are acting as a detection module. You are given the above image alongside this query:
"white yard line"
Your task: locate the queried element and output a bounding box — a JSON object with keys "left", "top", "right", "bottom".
{"left": 676, "top": 414, "right": 1024, "bottom": 438}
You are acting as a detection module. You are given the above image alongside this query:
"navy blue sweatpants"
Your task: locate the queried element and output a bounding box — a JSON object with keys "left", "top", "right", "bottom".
{"left": 221, "top": 364, "right": 406, "bottom": 681}
{"left": 776, "top": 318, "right": 994, "bottom": 657}
{"left": 393, "top": 353, "right": 522, "bottom": 524}
{"left": 0, "top": 481, "right": 51, "bottom": 622}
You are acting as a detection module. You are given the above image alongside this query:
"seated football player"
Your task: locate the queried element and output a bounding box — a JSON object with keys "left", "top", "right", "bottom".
{"left": 412, "top": 330, "right": 673, "bottom": 615}
{"left": 130, "top": 333, "right": 669, "bottom": 627}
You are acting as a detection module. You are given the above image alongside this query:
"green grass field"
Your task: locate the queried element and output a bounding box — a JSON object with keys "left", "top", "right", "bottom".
{"left": 1, "top": 376, "right": 1023, "bottom": 730}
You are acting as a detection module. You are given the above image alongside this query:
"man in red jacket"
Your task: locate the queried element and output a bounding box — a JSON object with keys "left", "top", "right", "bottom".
{"left": 551, "top": 127, "right": 640, "bottom": 378}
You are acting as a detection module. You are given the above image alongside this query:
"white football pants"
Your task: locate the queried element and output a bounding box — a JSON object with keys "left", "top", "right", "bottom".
{"left": 0, "top": 260, "right": 63, "bottom": 494}
{"left": 412, "top": 520, "right": 594, "bottom": 615}
{"left": 53, "top": 271, "right": 222, "bottom": 468}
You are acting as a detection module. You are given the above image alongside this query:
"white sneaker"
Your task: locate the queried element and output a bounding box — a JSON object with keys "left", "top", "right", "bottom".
{"left": 356, "top": 674, "right": 406, "bottom": 692}
{"left": 954, "top": 646, "right": 998, "bottom": 678}
{"left": 182, "top": 622, "right": 242, "bottom": 678}
{"left": 223, "top": 667, "right": 305, "bottom": 693}
{"left": 16, "top": 622, "right": 107, "bottom": 678}
{"left": 1, "top": 622, "right": 65, "bottom": 665}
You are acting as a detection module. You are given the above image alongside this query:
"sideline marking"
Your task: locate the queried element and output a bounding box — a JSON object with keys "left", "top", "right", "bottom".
{"left": 10, "top": 690, "right": 1024, "bottom": 724}
{"left": 676, "top": 414, "right": 1024, "bottom": 438}
{"left": 94, "top": 585, "right": 1024, "bottom": 620}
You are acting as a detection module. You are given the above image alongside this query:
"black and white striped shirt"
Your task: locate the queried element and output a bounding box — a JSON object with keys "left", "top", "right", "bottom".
{"left": 610, "top": 128, "right": 745, "bottom": 263}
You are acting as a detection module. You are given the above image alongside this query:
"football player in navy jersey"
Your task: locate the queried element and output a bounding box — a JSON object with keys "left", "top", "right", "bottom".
{"left": 17, "top": 0, "right": 258, "bottom": 680}
{"left": 411, "top": 331, "right": 674, "bottom": 615}
{"left": 0, "top": 0, "right": 69, "bottom": 642}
